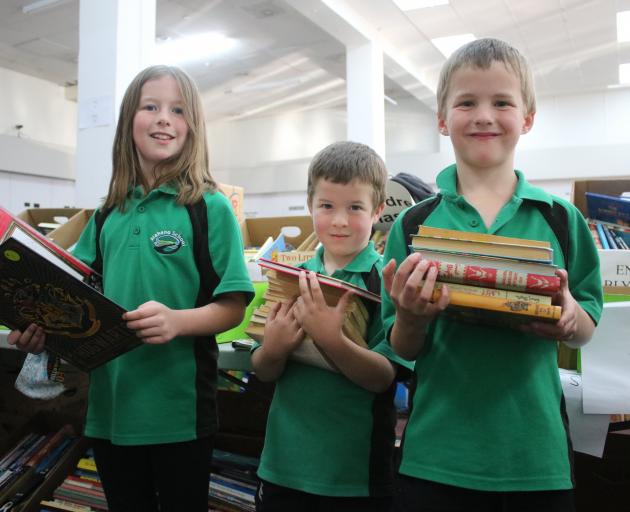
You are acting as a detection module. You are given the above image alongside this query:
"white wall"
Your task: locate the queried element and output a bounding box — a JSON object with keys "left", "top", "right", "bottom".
{"left": 0, "top": 67, "right": 76, "bottom": 149}
{"left": 0, "top": 67, "right": 77, "bottom": 211}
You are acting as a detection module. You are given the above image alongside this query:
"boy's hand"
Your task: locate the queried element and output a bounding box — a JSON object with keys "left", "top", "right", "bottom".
{"left": 522, "top": 269, "right": 578, "bottom": 342}
{"left": 383, "top": 253, "right": 450, "bottom": 331}
{"left": 294, "top": 271, "right": 350, "bottom": 351}
{"left": 124, "top": 301, "right": 181, "bottom": 344}
{"left": 262, "top": 300, "right": 304, "bottom": 360}
{"left": 7, "top": 324, "right": 46, "bottom": 354}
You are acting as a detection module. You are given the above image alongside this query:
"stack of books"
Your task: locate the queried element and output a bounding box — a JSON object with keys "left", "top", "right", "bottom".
{"left": 0, "top": 424, "right": 78, "bottom": 511}
{"left": 43, "top": 448, "right": 107, "bottom": 511}
{"left": 209, "top": 450, "right": 258, "bottom": 512}
{"left": 410, "top": 226, "right": 562, "bottom": 328}
{"left": 245, "top": 258, "right": 380, "bottom": 372}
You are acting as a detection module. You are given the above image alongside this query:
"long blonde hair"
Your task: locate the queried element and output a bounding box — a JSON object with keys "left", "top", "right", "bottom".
{"left": 104, "top": 65, "right": 216, "bottom": 210}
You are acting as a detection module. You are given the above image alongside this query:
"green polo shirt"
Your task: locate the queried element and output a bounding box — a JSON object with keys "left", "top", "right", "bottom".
{"left": 257, "top": 242, "right": 413, "bottom": 496}
{"left": 73, "top": 186, "right": 254, "bottom": 445}
{"left": 382, "top": 165, "right": 603, "bottom": 491}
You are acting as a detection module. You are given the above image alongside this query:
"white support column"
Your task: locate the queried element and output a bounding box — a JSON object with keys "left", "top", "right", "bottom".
{"left": 346, "top": 41, "right": 385, "bottom": 158}
{"left": 75, "top": 0, "right": 155, "bottom": 208}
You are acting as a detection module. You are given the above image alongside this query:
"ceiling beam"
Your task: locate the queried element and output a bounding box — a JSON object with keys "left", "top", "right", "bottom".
{"left": 288, "top": 0, "right": 438, "bottom": 110}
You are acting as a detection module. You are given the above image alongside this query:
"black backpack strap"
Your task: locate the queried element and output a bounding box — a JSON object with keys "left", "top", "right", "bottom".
{"left": 401, "top": 195, "right": 442, "bottom": 253}
{"left": 92, "top": 206, "right": 114, "bottom": 275}
{"left": 185, "top": 199, "right": 221, "bottom": 307}
{"left": 361, "top": 263, "right": 381, "bottom": 296}
{"left": 530, "top": 200, "right": 570, "bottom": 269}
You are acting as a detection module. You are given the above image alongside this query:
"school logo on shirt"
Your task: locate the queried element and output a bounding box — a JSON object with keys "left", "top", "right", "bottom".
{"left": 150, "top": 231, "right": 187, "bottom": 254}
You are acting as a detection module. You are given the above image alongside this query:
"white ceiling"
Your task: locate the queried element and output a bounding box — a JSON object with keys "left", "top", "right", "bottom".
{"left": 2, "top": 0, "right": 630, "bottom": 121}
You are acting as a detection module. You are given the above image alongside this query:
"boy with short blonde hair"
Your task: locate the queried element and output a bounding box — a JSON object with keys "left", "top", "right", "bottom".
{"left": 252, "top": 141, "right": 412, "bottom": 512}
{"left": 382, "top": 38, "right": 603, "bottom": 511}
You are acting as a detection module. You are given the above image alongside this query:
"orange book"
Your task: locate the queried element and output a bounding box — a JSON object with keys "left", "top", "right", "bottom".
{"left": 431, "top": 287, "right": 561, "bottom": 324}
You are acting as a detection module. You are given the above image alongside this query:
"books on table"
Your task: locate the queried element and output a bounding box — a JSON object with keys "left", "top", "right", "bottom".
{"left": 245, "top": 258, "right": 380, "bottom": 372}
{"left": 0, "top": 207, "right": 142, "bottom": 372}
{"left": 410, "top": 227, "right": 562, "bottom": 327}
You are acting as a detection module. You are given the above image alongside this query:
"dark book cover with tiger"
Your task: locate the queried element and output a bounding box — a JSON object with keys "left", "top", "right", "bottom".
{"left": 0, "top": 236, "right": 141, "bottom": 372}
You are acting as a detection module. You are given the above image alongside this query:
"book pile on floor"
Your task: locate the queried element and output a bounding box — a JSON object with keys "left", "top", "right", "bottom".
{"left": 0, "top": 424, "right": 79, "bottom": 511}
{"left": 410, "top": 226, "right": 562, "bottom": 328}
{"left": 245, "top": 258, "right": 380, "bottom": 372}
{"left": 208, "top": 450, "right": 258, "bottom": 512}
{"left": 41, "top": 447, "right": 107, "bottom": 511}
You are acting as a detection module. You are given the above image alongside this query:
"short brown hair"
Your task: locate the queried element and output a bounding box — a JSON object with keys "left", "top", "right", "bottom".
{"left": 105, "top": 65, "right": 215, "bottom": 210}
{"left": 306, "top": 141, "right": 387, "bottom": 210}
{"left": 437, "top": 38, "right": 536, "bottom": 118}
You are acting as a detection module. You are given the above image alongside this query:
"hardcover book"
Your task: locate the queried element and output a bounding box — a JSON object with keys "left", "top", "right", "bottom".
{"left": 246, "top": 259, "right": 379, "bottom": 372}
{"left": 410, "top": 248, "right": 560, "bottom": 295}
{"left": 0, "top": 208, "right": 142, "bottom": 372}
{"left": 586, "top": 192, "right": 630, "bottom": 227}
{"left": 413, "top": 225, "right": 554, "bottom": 263}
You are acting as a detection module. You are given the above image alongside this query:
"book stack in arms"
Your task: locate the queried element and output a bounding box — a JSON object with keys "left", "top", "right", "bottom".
{"left": 410, "top": 226, "right": 562, "bottom": 328}
{"left": 0, "top": 207, "right": 142, "bottom": 372}
{"left": 245, "top": 258, "right": 380, "bottom": 372}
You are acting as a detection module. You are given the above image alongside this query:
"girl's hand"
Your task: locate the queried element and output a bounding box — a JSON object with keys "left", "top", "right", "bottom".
{"left": 293, "top": 271, "right": 351, "bottom": 351}
{"left": 522, "top": 269, "right": 578, "bottom": 342}
{"left": 124, "top": 301, "right": 181, "bottom": 344}
{"left": 382, "top": 253, "right": 450, "bottom": 331}
{"left": 262, "top": 300, "right": 304, "bottom": 360}
{"left": 7, "top": 324, "right": 46, "bottom": 354}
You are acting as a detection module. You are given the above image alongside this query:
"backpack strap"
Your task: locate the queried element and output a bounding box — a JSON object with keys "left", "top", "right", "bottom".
{"left": 92, "top": 205, "right": 114, "bottom": 275}
{"left": 185, "top": 199, "right": 221, "bottom": 307}
{"left": 401, "top": 195, "right": 442, "bottom": 253}
{"left": 530, "top": 200, "right": 570, "bottom": 269}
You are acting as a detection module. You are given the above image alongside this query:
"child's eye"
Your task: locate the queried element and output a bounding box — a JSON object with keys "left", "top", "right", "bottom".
{"left": 350, "top": 204, "right": 364, "bottom": 211}
{"left": 319, "top": 203, "right": 332, "bottom": 209}
{"left": 456, "top": 100, "right": 474, "bottom": 108}
{"left": 495, "top": 100, "right": 512, "bottom": 108}
{"left": 142, "top": 104, "right": 157, "bottom": 111}
{"left": 172, "top": 107, "right": 184, "bottom": 115}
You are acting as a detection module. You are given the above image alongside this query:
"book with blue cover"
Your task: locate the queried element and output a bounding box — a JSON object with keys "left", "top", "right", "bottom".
{"left": 585, "top": 192, "right": 630, "bottom": 227}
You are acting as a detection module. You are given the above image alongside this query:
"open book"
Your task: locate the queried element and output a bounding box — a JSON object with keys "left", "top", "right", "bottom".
{"left": 0, "top": 207, "right": 142, "bottom": 371}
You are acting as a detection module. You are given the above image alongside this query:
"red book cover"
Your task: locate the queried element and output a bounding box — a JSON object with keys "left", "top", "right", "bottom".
{"left": 425, "top": 259, "right": 560, "bottom": 295}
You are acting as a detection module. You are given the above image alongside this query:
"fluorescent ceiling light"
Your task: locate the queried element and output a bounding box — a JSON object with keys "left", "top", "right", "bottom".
{"left": 619, "top": 63, "right": 630, "bottom": 84}
{"left": 22, "top": 0, "right": 70, "bottom": 13}
{"left": 431, "top": 33, "right": 476, "bottom": 58}
{"left": 384, "top": 94, "right": 398, "bottom": 105}
{"left": 617, "top": 11, "right": 630, "bottom": 42}
{"left": 157, "top": 33, "right": 236, "bottom": 64}
{"left": 393, "top": 0, "right": 448, "bottom": 10}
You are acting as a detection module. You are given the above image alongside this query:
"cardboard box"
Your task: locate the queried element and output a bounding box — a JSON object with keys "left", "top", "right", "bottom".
{"left": 240, "top": 215, "right": 313, "bottom": 249}
{"left": 219, "top": 182, "right": 244, "bottom": 222}
{"left": 572, "top": 179, "right": 630, "bottom": 294}
{"left": 240, "top": 216, "right": 314, "bottom": 280}
{"left": 572, "top": 179, "right": 630, "bottom": 220}
{"left": 17, "top": 207, "right": 82, "bottom": 232}
{"left": 47, "top": 208, "right": 94, "bottom": 250}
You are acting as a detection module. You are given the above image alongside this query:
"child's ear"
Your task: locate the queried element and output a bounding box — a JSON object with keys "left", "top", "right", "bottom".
{"left": 521, "top": 111, "right": 535, "bottom": 134}
{"left": 372, "top": 202, "right": 385, "bottom": 223}
{"left": 437, "top": 116, "right": 449, "bottom": 136}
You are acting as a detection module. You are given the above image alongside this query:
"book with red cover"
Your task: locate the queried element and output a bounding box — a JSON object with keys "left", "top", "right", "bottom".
{"left": 410, "top": 248, "right": 561, "bottom": 295}
{"left": 257, "top": 258, "right": 381, "bottom": 304}
{"left": 0, "top": 207, "right": 141, "bottom": 371}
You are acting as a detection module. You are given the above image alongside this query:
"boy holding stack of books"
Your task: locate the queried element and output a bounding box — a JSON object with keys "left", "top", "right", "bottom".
{"left": 382, "top": 38, "right": 603, "bottom": 511}
{"left": 251, "top": 141, "right": 412, "bottom": 512}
